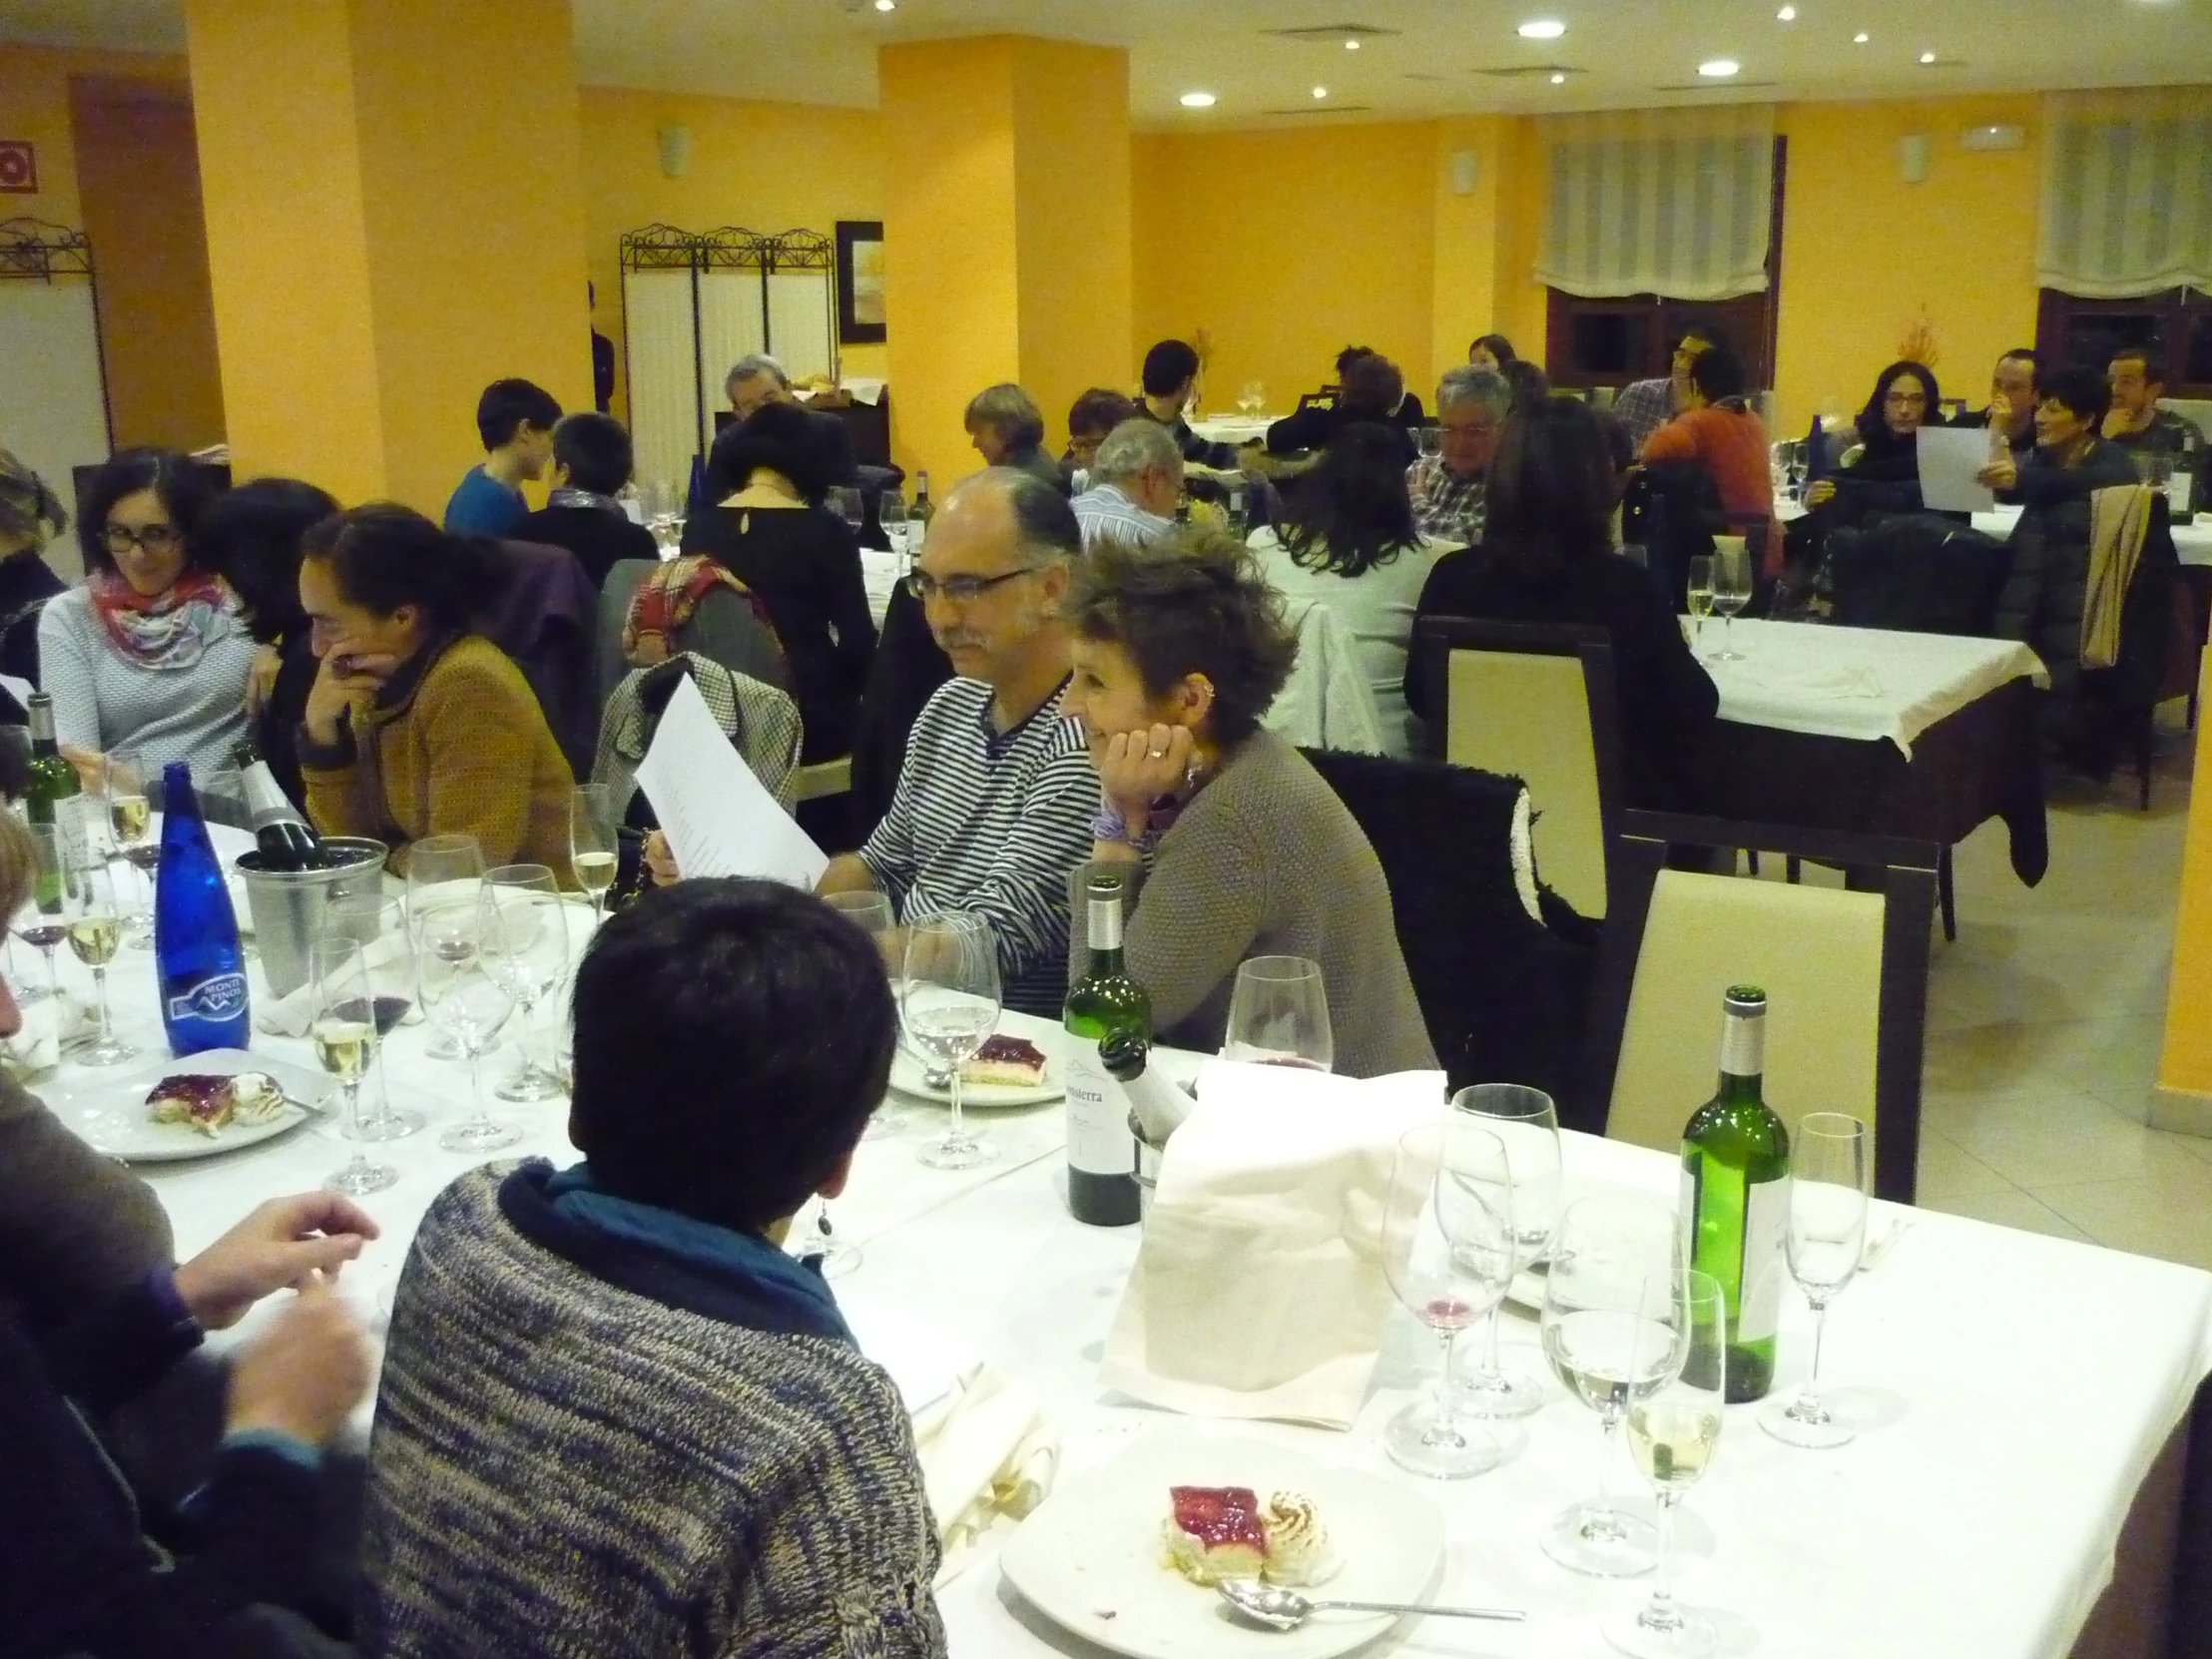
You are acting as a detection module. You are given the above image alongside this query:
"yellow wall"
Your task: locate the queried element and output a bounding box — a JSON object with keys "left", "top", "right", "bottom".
{"left": 2161, "top": 652, "right": 2212, "bottom": 1107}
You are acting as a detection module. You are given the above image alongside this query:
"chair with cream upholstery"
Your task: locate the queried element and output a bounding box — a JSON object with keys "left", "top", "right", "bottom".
{"left": 1409, "top": 618, "right": 1622, "bottom": 920}
{"left": 1581, "top": 812, "right": 1937, "bottom": 1203}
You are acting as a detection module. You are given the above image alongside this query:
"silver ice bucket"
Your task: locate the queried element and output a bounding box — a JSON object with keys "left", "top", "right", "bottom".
{"left": 234, "top": 837, "right": 387, "bottom": 999}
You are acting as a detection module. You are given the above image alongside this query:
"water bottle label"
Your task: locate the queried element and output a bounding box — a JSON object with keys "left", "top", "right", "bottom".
{"left": 167, "top": 972, "right": 249, "bottom": 1024}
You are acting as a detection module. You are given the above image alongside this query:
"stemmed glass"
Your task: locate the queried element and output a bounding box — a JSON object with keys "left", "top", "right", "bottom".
{"left": 901, "top": 912, "right": 1000, "bottom": 1171}
{"left": 418, "top": 887, "right": 520, "bottom": 1154}
{"left": 1685, "top": 555, "right": 1714, "bottom": 657}
{"left": 102, "top": 747, "right": 157, "bottom": 946}
{"left": 1762, "top": 1112, "right": 1872, "bottom": 1449}
{"left": 1379, "top": 1119, "right": 1515, "bottom": 1478}
{"left": 1608, "top": 1270, "right": 1726, "bottom": 1658}
{"left": 878, "top": 498, "right": 912, "bottom": 570}
{"left": 826, "top": 889, "right": 903, "bottom": 1145}
{"left": 406, "top": 834, "right": 487, "bottom": 1062}
{"left": 310, "top": 935, "right": 397, "bottom": 1196}
{"left": 482, "top": 864, "right": 569, "bottom": 1103}
{"left": 569, "top": 785, "right": 619, "bottom": 927}
{"left": 66, "top": 854, "right": 135, "bottom": 1065}
{"left": 1220, "top": 955, "right": 1334, "bottom": 1071}
{"left": 1707, "top": 540, "right": 1752, "bottom": 662}
{"left": 1786, "top": 440, "right": 1810, "bottom": 503}
{"left": 792, "top": 1195, "right": 858, "bottom": 1280}
{"left": 320, "top": 893, "right": 425, "bottom": 1140}
{"left": 1452, "top": 1083, "right": 1562, "bottom": 1418}
{"left": 1417, "top": 425, "right": 1443, "bottom": 460}
{"left": 1238, "top": 380, "right": 1266, "bottom": 416}
{"left": 1540, "top": 1194, "right": 1680, "bottom": 1576}
{"left": 14, "top": 824, "right": 68, "bottom": 1007}
{"left": 828, "top": 485, "right": 865, "bottom": 536}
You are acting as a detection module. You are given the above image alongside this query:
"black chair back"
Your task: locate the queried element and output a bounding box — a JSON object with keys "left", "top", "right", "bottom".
{"left": 1829, "top": 514, "right": 2013, "bottom": 636}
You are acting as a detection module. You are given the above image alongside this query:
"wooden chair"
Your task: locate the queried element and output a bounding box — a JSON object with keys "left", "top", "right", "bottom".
{"left": 1410, "top": 618, "right": 1624, "bottom": 920}
{"left": 1581, "top": 812, "right": 1937, "bottom": 1204}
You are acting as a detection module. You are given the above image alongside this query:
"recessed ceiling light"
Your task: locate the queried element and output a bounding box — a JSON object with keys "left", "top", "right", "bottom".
{"left": 1179, "top": 91, "right": 1217, "bottom": 107}
{"left": 1919, "top": 50, "right": 1936, "bottom": 63}
{"left": 873, "top": 0, "right": 894, "bottom": 10}
{"left": 1550, "top": 72, "right": 1567, "bottom": 84}
{"left": 1345, "top": 38, "right": 1362, "bottom": 50}
{"left": 1517, "top": 19, "right": 1567, "bottom": 39}
{"left": 1312, "top": 85, "right": 1330, "bottom": 98}
{"left": 1854, "top": 31, "right": 1871, "bottom": 43}
{"left": 1698, "top": 58, "right": 1741, "bottom": 77}
{"left": 1777, "top": 4, "right": 1797, "bottom": 18}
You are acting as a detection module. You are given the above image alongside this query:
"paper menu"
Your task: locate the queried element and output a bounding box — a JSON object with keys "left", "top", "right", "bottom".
{"left": 1917, "top": 425, "right": 1997, "bottom": 513}
{"left": 633, "top": 674, "right": 828, "bottom": 889}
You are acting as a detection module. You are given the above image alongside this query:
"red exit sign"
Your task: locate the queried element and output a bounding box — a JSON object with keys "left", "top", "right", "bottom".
{"left": 0, "top": 141, "right": 37, "bottom": 193}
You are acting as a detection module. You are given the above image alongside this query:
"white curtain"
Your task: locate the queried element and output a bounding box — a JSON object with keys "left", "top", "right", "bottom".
{"left": 696, "top": 269, "right": 766, "bottom": 460}
{"left": 1536, "top": 104, "right": 1776, "bottom": 300}
{"left": 623, "top": 270, "right": 701, "bottom": 495}
{"left": 766, "top": 272, "right": 832, "bottom": 383}
{"left": 2037, "top": 89, "right": 2212, "bottom": 299}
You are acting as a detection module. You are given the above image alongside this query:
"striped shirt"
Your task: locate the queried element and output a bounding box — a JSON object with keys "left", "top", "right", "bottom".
{"left": 858, "top": 676, "right": 1098, "bottom": 1015}
{"left": 1072, "top": 481, "right": 1174, "bottom": 551}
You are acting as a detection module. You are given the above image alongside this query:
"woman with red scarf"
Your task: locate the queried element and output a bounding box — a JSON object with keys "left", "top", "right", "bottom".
{"left": 37, "top": 447, "right": 259, "bottom": 787}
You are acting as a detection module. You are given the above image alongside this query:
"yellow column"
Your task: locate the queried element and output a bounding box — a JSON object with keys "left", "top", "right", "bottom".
{"left": 2154, "top": 652, "right": 2212, "bottom": 1135}
{"left": 879, "top": 37, "right": 1131, "bottom": 485}
{"left": 185, "top": 0, "right": 590, "bottom": 511}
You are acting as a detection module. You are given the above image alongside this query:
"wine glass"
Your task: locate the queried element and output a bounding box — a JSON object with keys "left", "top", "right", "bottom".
{"left": 1707, "top": 540, "right": 1752, "bottom": 662}
{"left": 825, "top": 889, "right": 905, "bottom": 1143}
{"left": 1540, "top": 1194, "right": 1680, "bottom": 1576}
{"left": 320, "top": 893, "right": 425, "bottom": 1140}
{"left": 878, "top": 498, "right": 911, "bottom": 569}
{"left": 828, "top": 485, "right": 865, "bottom": 535}
{"left": 1220, "top": 955, "right": 1333, "bottom": 1071}
{"left": 65, "top": 854, "right": 135, "bottom": 1065}
{"left": 1238, "top": 380, "right": 1265, "bottom": 415}
{"left": 1762, "top": 1112, "right": 1872, "bottom": 1450}
{"left": 1418, "top": 424, "right": 1443, "bottom": 460}
{"left": 1452, "top": 1083, "right": 1562, "bottom": 1418}
{"left": 569, "top": 785, "right": 619, "bottom": 927}
{"left": 102, "top": 747, "right": 156, "bottom": 947}
{"left": 901, "top": 911, "right": 1000, "bottom": 1171}
{"left": 482, "top": 864, "right": 568, "bottom": 1103}
{"left": 310, "top": 935, "right": 397, "bottom": 1196}
{"left": 1379, "top": 1120, "right": 1515, "bottom": 1477}
{"left": 1608, "top": 1270, "right": 1725, "bottom": 1657}
{"left": 406, "top": 833, "right": 487, "bottom": 1062}
{"left": 1684, "top": 555, "right": 1714, "bottom": 656}
{"left": 419, "top": 887, "right": 520, "bottom": 1154}
{"left": 14, "top": 824, "right": 68, "bottom": 1007}
{"left": 791, "top": 1194, "right": 859, "bottom": 1279}
{"left": 1786, "top": 440, "right": 1810, "bottom": 502}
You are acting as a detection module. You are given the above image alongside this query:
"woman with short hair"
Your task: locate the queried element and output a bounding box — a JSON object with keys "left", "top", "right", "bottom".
{"left": 1061, "top": 527, "right": 1435, "bottom": 1078}
{"left": 964, "top": 382, "right": 1065, "bottom": 493}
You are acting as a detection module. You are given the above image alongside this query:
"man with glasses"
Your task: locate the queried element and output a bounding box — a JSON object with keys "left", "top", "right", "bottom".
{"left": 818, "top": 469, "right": 1096, "bottom": 1015}
{"left": 1408, "top": 366, "right": 1509, "bottom": 546}
{"left": 1612, "top": 319, "right": 1729, "bottom": 451}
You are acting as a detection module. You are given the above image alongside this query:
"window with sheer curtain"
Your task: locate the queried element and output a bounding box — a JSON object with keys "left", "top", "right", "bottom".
{"left": 2037, "top": 90, "right": 2212, "bottom": 300}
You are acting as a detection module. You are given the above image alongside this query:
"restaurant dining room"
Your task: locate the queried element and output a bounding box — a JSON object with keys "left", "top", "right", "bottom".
{"left": 5, "top": 1, "right": 2212, "bottom": 1656}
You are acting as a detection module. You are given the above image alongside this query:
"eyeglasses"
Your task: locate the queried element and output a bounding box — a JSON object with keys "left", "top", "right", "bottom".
{"left": 101, "top": 523, "right": 181, "bottom": 555}
{"left": 903, "top": 566, "right": 1035, "bottom": 604}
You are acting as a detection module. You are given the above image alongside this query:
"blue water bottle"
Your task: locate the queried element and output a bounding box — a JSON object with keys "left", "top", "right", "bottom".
{"left": 154, "top": 761, "right": 251, "bottom": 1055}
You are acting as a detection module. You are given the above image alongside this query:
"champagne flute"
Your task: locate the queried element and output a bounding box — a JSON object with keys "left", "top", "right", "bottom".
{"left": 482, "top": 864, "right": 568, "bottom": 1103}
{"left": 1685, "top": 556, "right": 1714, "bottom": 656}
{"left": 406, "top": 833, "right": 487, "bottom": 1062}
{"left": 320, "top": 893, "right": 425, "bottom": 1139}
{"left": 1220, "top": 955, "right": 1334, "bottom": 1072}
{"left": 1762, "top": 1112, "right": 1872, "bottom": 1450}
{"left": 310, "top": 935, "right": 397, "bottom": 1195}
{"left": 65, "top": 855, "right": 135, "bottom": 1065}
{"left": 14, "top": 824, "right": 68, "bottom": 1006}
{"left": 1707, "top": 539, "right": 1752, "bottom": 662}
{"left": 102, "top": 747, "right": 156, "bottom": 947}
{"left": 569, "top": 785, "right": 619, "bottom": 927}
{"left": 419, "top": 888, "right": 519, "bottom": 1153}
{"left": 901, "top": 911, "right": 1000, "bottom": 1171}
{"left": 1608, "top": 1271, "right": 1725, "bottom": 1658}
{"left": 1379, "top": 1120, "right": 1515, "bottom": 1478}
{"left": 1452, "top": 1082, "right": 1562, "bottom": 1418}
{"left": 1540, "top": 1194, "right": 1680, "bottom": 1577}
{"left": 826, "top": 889, "right": 903, "bottom": 1143}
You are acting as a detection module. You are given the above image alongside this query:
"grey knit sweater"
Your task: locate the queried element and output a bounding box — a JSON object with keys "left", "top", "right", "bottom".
{"left": 1068, "top": 729, "right": 1437, "bottom": 1079}
{"left": 359, "top": 1166, "right": 946, "bottom": 1659}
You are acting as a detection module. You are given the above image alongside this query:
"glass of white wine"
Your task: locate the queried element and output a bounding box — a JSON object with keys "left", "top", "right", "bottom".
{"left": 67, "top": 856, "right": 134, "bottom": 1065}
{"left": 1685, "top": 555, "right": 1714, "bottom": 657}
{"left": 901, "top": 911, "right": 1000, "bottom": 1171}
{"left": 1608, "top": 1270, "right": 1725, "bottom": 1658}
{"left": 1762, "top": 1112, "right": 1872, "bottom": 1450}
{"left": 319, "top": 893, "right": 425, "bottom": 1140}
{"left": 570, "top": 785, "right": 619, "bottom": 926}
{"left": 103, "top": 747, "right": 157, "bottom": 948}
{"left": 311, "top": 935, "right": 397, "bottom": 1196}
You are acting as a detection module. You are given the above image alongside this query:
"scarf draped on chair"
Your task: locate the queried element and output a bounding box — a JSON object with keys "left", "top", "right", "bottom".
{"left": 621, "top": 553, "right": 785, "bottom": 671}
{"left": 87, "top": 567, "right": 235, "bottom": 671}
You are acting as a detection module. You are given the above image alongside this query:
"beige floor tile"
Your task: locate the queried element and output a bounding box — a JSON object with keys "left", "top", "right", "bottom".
{"left": 1911, "top": 1130, "right": 2016, "bottom": 1202}
{"left": 1945, "top": 1090, "right": 2206, "bottom": 1188}
{"left": 1917, "top": 1183, "right": 2091, "bottom": 1243}
{"left": 2029, "top": 1161, "right": 2212, "bottom": 1272}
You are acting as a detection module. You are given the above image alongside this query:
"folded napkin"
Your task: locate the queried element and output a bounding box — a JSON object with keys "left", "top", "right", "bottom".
{"left": 1100, "top": 1059, "right": 1447, "bottom": 1429}
{"left": 257, "top": 928, "right": 412, "bottom": 1036}
{"left": 1737, "top": 662, "right": 1884, "bottom": 700}
{"left": 910, "top": 1362, "right": 1056, "bottom": 1586}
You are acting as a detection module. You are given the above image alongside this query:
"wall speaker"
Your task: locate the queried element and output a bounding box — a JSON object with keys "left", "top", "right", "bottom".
{"left": 1449, "top": 148, "right": 1479, "bottom": 196}
{"left": 659, "top": 124, "right": 693, "bottom": 180}
{"left": 1898, "top": 133, "right": 1932, "bottom": 184}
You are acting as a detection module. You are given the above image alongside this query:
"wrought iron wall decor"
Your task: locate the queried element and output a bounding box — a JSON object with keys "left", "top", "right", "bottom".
{"left": 0, "top": 217, "right": 95, "bottom": 281}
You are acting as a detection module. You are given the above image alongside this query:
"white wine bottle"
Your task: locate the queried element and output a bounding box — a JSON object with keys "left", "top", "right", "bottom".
{"left": 1062, "top": 872, "right": 1146, "bottom": 1227}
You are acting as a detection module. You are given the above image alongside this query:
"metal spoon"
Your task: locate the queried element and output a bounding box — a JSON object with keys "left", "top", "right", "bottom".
{"left": 1216, "top": 1578, "right": 1526, "bottom": 1630}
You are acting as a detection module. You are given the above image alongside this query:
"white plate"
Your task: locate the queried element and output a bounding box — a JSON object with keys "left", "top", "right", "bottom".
{"left": 47, "top": 1048, "right": 330, "bottom": 1162}
{"left": 888, "top": 1045, "right": 1064, "bottom": 1109}
{"left": 1000, "top": 1429, "right": 1445, "bottom": 1659}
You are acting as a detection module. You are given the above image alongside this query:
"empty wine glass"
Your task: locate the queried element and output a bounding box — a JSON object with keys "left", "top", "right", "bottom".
{"left": 1762, "top": 1112, "right": 1872, "bottom": 1450}
{"left": 1786, "top": 440, "right": 1810, "bottom": 501}
{"left": 570, "top": 785, "right": 619, "bottom": 927}
{"left": 1417, "top": 424, "right": 1443, "bottom": 460}
{"left": 419, "top": 888, "right": 520, "bottom": 1154}
{"left": 102, "top": 747, "right": 156, "bottom": 946}
{"left": 406, "top": 833, "right": 487, "bottom": 1063}
{"left": 1608, "top": 1270, "right": 1725, "bottom": 1658}
{"left": 310, "top": 935, "right": 396, "bottom": 1196}
{"left": 14, "top": 824, "right": 68, "bottom": 1006}
{"left": 828, "top": 485, "right": 865, "bottom": 534}
{"left": 1379, "top": 1120, "right": 1515, "bottom": 1478}
{"left": 826, "top": 889, "right": 905, "bottom": 1140}
{"left": 791, "top": 1194, "right": 859, "bottom": 1279}
{"left": 482, "top": 864, "right": 568, "bottom": 1103}
{"left": 319, "top": 893, "right": 424, "bottom": 1140}
{"left": 1220, "top": 955, "right": 1333, "bottom": 1072}
{"left": 901, "top": 912, "right": 1000, "bottom": 1171}
{"left": 879, "top": 498, "right": 911, "bottom": 569}
{"left": 1452, "top": 1083, "right": 1562, "bottom": 1418}
{"left": 1540, "top": 1194, "right": 1680, "bottom": 1577}
{"left": 66, "top": 854, "right": 135, "bottom": 1065}
{"left": 1238, "top": 379, "right": 1265, "bottom": 415}
{"left": 1685, "top": 555, "right": 1714, "bottom": 656}
{"left": 1707, "top": 539, "right": 1752, "bottom": 662}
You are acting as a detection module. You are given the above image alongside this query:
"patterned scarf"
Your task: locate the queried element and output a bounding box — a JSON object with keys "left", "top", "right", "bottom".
{"left": 549, "top": 486, "right": 626, "bottom": 514}
{"left": 622, "top": 553, "right": 785, "bottom": 671}
{"left": 87, "top": 566, "right": 235, "bottom": 671}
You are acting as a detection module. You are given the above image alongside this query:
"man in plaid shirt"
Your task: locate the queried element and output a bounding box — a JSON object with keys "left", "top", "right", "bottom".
{"left": 1405, "top": 365, "right": 1510, "bottom": 547}
{"left": 1612, "top": 318, "right": 1729, "bottom": 451}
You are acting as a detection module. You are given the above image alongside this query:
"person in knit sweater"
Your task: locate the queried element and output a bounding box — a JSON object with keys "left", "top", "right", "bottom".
{"left": 1638, "top": 344, "right": 1778, "bottom": 573}
{"left": 1061, "top": 527, "right": 1436, "bottom": 1078}
{"left": 295, "top": 505, "right": 575, "bottom": 877}
{"left": 361, "top": 879, "right": 945, "bottom": 1658}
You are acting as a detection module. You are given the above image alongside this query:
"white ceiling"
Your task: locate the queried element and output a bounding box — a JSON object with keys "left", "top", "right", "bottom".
{"left": 4, "top": 0, "right": 2208, "bottom": 128}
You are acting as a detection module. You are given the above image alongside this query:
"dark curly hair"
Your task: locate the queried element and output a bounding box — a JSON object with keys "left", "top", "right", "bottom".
{"left": 706, "top": 400, "right": 837, "bottom": 505}
{"left": 1275, "top": 421, "right": 1423, "bottom": 579}
{"left": 1062, "top": 526, "right": 1298, "bottom": 743}
{"left": 76, "top": 446, "right": 221, "bottom": 577}
{"left": 195, "top": 477, "right": 340, "bottom": 644}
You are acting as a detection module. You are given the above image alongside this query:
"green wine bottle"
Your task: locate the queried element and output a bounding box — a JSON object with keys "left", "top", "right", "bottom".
{"left": 1063, "top": 872, "right": 1149, "bottom": 1227}
{"left": 24, "top": 692, "right": 80, "bottom": 911}
{"left": 1681, "top": 984, "right": 1791, "bottom": 1403}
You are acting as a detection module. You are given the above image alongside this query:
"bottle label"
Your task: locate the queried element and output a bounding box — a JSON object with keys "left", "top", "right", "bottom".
{"left": 167, "top": 971, "right": 249, "bottom": 1025}
{"left": 1738, "top": 1173, "right": 1790, "bottom": 1344}
{"left": 1066, "top": 1038, "right": 1136, "bottom": 1177}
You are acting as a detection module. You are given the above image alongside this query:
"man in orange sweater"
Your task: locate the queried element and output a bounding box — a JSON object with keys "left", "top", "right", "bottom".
{"left": 1639, "top": 344, "right": 1780, "bottom": 574}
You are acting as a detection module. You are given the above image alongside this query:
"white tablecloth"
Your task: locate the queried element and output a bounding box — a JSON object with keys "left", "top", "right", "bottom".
{"left": 36, "top": 938, "right": 2212, "bottom": 1659}
{"left": 1187, "top": 413, "right": 1277, "bottom": 446}
{"left": 1703, "top": 617, "right": 2046, "bottom": 759}
{"left": 1774, "top": 495, "right": 2212, "bottom": 567}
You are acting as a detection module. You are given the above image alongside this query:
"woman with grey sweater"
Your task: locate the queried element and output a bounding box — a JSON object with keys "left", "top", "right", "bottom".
{"left": 1062, "top": 527, "right": 1435, "bottom": 1079}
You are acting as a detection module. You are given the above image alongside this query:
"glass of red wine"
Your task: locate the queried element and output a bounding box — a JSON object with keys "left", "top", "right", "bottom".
{"left": 1219, "top": 955, "right": 1334, "bottom": 1072}
{"left": 320, "top": 894, "right": 424, "bottom": 1140}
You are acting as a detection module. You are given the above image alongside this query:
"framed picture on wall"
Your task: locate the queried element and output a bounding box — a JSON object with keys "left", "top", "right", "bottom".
{"left": 835, "top": 220, "right": 885, "bottom": 345}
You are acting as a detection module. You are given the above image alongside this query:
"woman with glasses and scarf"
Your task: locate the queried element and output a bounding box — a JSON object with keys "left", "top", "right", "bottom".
{"left": 37, "top": 446, "right": 261, "bottom": 783}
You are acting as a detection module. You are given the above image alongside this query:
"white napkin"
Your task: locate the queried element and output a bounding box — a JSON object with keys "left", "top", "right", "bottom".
{"left": 1100, "top": 1060, "right": 1447, "bottom": 1429}
{"left": 256, "top": 929, "right": 412, "bottom": 1036}
{"left": 910, "top": 1362, "right": 1057, "bottom": 1585}
{"left": 1736, "top": 662, "right": 1885, "bottom": 700}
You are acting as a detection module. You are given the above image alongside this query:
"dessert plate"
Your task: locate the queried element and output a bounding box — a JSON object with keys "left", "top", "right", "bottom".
{"left": 46, "top": 1049, "right": 328, "bottom": 1163}
{"left": 887, "top": 1044, "right": 1064, "bottom": 1109}
{"left": 1000, "top": 1428, "right": 1445, "bottom": 1659}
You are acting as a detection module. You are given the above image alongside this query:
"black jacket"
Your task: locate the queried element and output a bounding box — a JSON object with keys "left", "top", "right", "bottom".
{"left": 1991, "top": 438, "right": 2144, "bottom": 695}
{"left": 1265, "top": 404, "right": 1417, "bottom": 465}
{"left": 510, "top": 505, "right": 661, "bottom": 590}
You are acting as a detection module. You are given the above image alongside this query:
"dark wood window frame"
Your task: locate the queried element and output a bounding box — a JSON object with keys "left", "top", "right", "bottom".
{"left": 2034, "top": 286, "right": 2212, "bottom": 397}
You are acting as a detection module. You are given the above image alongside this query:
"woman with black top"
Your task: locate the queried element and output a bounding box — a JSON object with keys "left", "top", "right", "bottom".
{"left": 1804, "top": 360, "right": 1943, "bottom": 523}
{"left": 684, "top": 402, "right": 876, "bottom": 762}
{"left": 0, "top": 449, "right": 68, "bottom": 702}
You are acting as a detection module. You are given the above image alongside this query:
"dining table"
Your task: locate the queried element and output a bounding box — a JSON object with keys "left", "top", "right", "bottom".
{"left": 1772, "top": 496, "right": 2212, "bottom": 565}
{"left": 19, "top": 883, "right": 2212, "bottom": 1659}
